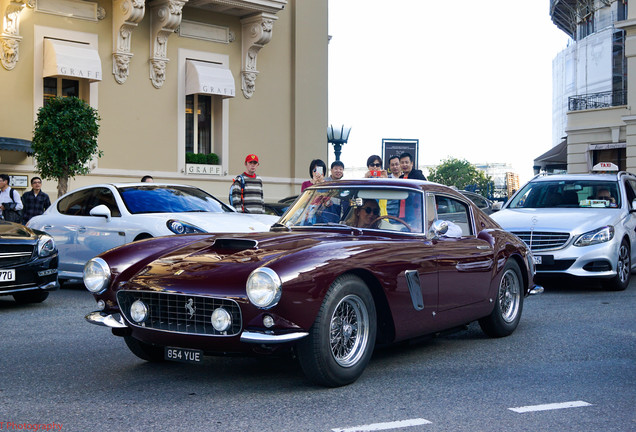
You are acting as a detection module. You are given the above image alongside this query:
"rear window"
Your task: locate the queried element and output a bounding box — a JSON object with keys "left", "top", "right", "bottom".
{"left": 118, "top": 185, "right": 231, "bottom": 214}
{"left": 509, "top": 180, "right": 620, "bottom": 209}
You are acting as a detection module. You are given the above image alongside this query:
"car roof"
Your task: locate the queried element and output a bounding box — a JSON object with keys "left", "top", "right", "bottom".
{"left": 529, "top": 173, "right": 627, "bottom": 182}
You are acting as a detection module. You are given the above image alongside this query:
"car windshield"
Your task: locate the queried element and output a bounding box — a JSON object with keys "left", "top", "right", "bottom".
{"left": 118, "top": 185, "right": 232, "bottom": 214}
{"left": 278, "top": 186, "right": 424, "bottom": 233}
{"left": 508, "top": 180, "right": 620, "bottom": 209}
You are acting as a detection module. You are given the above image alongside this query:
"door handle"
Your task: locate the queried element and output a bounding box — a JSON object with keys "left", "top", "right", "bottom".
{"left": 78, "top": 227, "right": 87, "bottom": 233}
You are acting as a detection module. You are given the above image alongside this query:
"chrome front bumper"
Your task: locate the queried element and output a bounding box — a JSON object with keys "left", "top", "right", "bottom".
{"left": 86, "top": 310, "right": 308, "bottom": 344}
{"left": 85, "top": 311, "right": 128, "bottom": 328}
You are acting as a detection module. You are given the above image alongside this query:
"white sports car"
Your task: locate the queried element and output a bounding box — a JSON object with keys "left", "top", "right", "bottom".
{"left": 27, "top": 183, "right": 277, "bottom": 281}
{"left": 491, "top": 170, "right": 636, "bottom": 290}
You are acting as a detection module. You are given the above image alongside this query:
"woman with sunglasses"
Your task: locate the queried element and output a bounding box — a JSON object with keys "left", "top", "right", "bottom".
{"left": 353, "top": 199, "right": 381, "bottom": 228}
{"left": 364, "top": 155, "right": 388, "bottom": 178}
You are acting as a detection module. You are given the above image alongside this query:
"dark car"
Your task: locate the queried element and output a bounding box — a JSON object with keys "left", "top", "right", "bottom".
{"left": 263, "top": 195, "right": 298, "bottom": 216}
{"left": 83, "top": 179, "right": 541, "bottom": 387}
{"left": 0, "top": 220, "right": 58, "bottom": 303}
{"left": 459, "top": 190, "right": 499, "bottom": 215}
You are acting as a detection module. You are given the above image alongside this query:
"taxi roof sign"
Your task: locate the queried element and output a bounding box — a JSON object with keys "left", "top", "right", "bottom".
{"left": 592, "top": 162, "right": 619, "bottom": 172}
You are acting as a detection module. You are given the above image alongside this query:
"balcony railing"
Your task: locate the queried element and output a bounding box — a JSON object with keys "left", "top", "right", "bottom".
{"left": 568, "top": 90, "right": 627, "bottom": 111}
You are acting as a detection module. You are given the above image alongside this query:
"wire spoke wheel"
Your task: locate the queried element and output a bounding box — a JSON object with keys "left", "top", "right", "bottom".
{"left": 479, "top": 260, "right": 524, "bottom": 338}
{"left": 329, "top": 294, "right": 369, "bottom": 367}
{"left": 499, "top": 268, "right": 521, "bottom": 323}
{"left": 296, "top": 275, "right": 377, "bottom": 387}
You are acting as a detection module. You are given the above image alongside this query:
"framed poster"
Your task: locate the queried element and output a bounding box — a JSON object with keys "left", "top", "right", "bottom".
{"left": 382, "top": 139, "right": 419, "bottom": 170}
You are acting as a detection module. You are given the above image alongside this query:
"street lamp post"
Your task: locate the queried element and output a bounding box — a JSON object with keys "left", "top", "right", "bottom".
{"left": 327, "top": 124, "right": 351, "bottom": 161}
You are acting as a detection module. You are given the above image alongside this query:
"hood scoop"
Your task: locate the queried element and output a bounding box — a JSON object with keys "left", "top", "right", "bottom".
{"left": 211, "top": 238, "right": 258, "bottom": 252}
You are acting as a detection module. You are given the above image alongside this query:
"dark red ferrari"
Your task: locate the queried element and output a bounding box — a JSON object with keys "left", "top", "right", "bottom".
{"left": 84, "top": 179, "right": 541, "bottom": 387}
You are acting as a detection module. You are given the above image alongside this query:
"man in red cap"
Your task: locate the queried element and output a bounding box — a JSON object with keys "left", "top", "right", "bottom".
{"left": 229, "top": 154, "right": 264, "bottom": 213}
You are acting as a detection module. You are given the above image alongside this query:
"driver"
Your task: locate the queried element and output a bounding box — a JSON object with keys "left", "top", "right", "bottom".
{"left": 596, "top": 187, "right": 616, "bottom": 205}
{"left": 354, "top": 199, "right": 380, "bottom": 228}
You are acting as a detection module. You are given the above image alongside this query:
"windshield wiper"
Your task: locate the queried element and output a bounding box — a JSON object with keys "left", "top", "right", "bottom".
{"left": 270, "top": 222, "right": 291, "bottom": 232}
{"left": 312, "top": 222, "right": 350, "bottom": 228}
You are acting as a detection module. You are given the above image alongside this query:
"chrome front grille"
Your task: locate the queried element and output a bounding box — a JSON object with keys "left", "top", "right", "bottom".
{"left": 117, "top": 290, "right": 242, "bottom": 336}
{"left": 0, "top": 245, "right": 34, "bottom": 267}
{"left": 512, "top": 231, "right": 570, "bottom": 251}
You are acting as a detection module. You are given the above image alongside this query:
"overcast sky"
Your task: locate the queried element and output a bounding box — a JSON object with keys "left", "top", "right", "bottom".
{"left": 328, "top": 1, "right": 571, "bottom": 183}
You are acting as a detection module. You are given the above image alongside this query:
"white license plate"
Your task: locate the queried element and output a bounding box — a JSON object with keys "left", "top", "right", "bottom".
{"left": 0, "top": 269, "right": 15, "bottom": 282}
{"left": 165, "top": 347, "right": 202, "bottom": 364}
{"left": 533, "top": 256, "right": 542, "bottom": 265}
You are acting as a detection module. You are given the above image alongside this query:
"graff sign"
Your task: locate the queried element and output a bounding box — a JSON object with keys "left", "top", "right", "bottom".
{"left": 186, "top": 164, "right": 222, "bottom": 175}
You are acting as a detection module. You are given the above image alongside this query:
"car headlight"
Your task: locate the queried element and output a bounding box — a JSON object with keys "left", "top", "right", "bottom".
{"left": 574, "top": 225, "right": 615, "bottom": 247}
{"left": 246, "top": 267, "right": 282, "bottom": 309}
{"left": 167, "top": 219, "right": 206, "bottom": 234}
{"left": 130, "top": 300, "right": 149, "bottom": 323}
{"left": 83, "top": 257, "right": 111, "bottom": 294}
{"left": 37, "top": 235, "right": 56, "bottom": 257}
{"left": 211, "top": 308, "right": 232, "bottom": 332}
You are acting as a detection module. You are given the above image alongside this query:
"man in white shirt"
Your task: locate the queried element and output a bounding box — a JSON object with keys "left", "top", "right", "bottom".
{"left": 0, "top": 173, "right": 23, "bottom": 222}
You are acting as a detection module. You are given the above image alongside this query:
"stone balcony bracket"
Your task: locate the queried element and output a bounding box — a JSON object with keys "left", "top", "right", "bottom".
{"left": 240, "top": 12, "right": 277, "bottom": 99}
{"left": 1, "top": 0, "right": 27, "bottom": 70}
{"left": 112, "top": 0, "right": 146, "bottom": 84}
{"left": 149, "top": 0, "right": 186, "bottom": 88}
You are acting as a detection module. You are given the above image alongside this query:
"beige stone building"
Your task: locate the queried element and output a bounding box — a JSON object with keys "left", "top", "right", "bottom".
{"left": 0, "top": 0, "right": 327, "bottom": 201}
{"left": 549, "top": 0, "right": 636, "bottom": 174}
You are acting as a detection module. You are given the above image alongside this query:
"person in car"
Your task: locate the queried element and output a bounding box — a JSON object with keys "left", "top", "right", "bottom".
{"left": 596, "top": 187, "right": 616, "bottom": 205}
{"left": 352, "top": 199, "right": 380, "bottom": 228}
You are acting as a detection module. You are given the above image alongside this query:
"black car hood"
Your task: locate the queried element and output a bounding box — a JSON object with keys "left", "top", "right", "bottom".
{"left": 0, "top": 221, "right": 38, "bottom": 240}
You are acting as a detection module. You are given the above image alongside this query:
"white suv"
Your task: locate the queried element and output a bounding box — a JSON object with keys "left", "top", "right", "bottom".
{"left": 491, "top": 169, "right": 636, "bottom": 290}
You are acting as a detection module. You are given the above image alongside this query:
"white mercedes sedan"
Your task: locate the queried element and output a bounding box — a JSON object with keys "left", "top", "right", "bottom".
{"left": 27, "top": 183, "right": 278, "bottom": 281}
{"left": 491, "top": 170, "right": 636, "bottom": 290}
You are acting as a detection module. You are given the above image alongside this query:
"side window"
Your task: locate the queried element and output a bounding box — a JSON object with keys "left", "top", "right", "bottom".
{"left": 435, "top": 195, "right": 473, "bottom": 236}
{"left": 57, "top": 189, "right": 94, "bottom": 216}
{"left": 625, "top": 179, "right": 636, "bottom": 205}
{"left": 472, "top": 195, "right": 488, "bottom": 210}
{"left": 92, "top": 187, "right": 121, "bottom": 217}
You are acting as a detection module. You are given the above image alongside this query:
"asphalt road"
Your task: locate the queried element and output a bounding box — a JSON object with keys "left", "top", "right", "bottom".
{"left": 1, "top": 278, "right": 634, "bottom": 432}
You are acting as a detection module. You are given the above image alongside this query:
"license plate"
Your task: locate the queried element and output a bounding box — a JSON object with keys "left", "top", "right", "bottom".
{"left": 533, "top": 255, "right": 542, "bottom": 265}
{"left": 164, "top": 347, "right": 202, "bottom": 364}
{"left": 0, "top": 269, "right": 15, "bottom": 282}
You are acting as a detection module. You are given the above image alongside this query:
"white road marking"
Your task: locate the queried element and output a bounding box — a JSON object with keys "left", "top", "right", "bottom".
{"left": 332, "top": 418, "right": 432, "bottom": 432}
{"left": 509, "top": 400, "right": 592, "bottom": 413}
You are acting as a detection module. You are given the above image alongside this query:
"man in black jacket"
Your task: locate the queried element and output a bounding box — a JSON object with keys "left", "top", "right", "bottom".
{"left": 398, "top": 153, "right": 426, "bottom": 180}
{"left": 21, "top": 176, "right": 51, "bottom": 224}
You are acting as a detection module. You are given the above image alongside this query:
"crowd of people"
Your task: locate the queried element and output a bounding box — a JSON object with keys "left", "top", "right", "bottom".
{"left": 0, "top": 151, "right": 427, "bottom": 223}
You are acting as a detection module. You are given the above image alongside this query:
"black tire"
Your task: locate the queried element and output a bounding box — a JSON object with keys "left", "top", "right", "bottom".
{"left": 13, "top": 291, "right": 49, "bottom": 304}
{"left": 605, "top": 240, "right": 630, "bottom": 291}
{"left": 296, "top": 274, "right": 377, "bottom": 387}
{"left": 479, "top": 260, "right": 524, "bottom": 338}
{"left": 124, "top": 336, "right": 165, "bottom": 362}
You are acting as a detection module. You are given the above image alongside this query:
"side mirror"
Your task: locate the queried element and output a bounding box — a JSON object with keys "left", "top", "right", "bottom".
{"left": 89, "top": 204, "right": 111, "bottom": 221}
{"left": 491, "top": 202, "right": 502, "bottom": 212}
{"left": 428, "top": 219, "right": 448, "bottom": 240}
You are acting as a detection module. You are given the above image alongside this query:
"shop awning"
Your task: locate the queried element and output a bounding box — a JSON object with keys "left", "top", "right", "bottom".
{"left": 534, "top": 139, "right": 567, "bottom": 165}
{"left": 0, "top": 137, "right": 32, "bottom": 154}
{"left": 43, "top": 38, "right": 102, "bottom": 82}
{"left": 186, "top": 60, "right": 235, "bottom": 98}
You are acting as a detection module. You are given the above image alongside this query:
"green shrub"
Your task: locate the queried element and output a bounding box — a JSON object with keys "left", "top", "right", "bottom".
{"left": 186, "top": 152, "right": 219, "bottom": 164}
